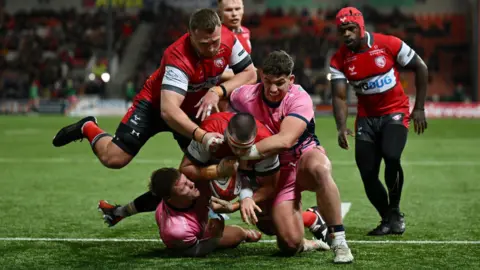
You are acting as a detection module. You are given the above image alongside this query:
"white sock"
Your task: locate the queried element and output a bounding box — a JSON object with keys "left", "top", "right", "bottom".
{"left": 330, "top": 231, "right": 348, "bottom": 248}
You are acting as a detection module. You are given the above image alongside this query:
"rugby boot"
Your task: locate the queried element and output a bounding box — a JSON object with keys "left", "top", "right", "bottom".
{"left": 98, "top": 200, "right": 124, "bottom": 227}
{"left": 52, "top": 116, "right": 97, "bottom": 147}
{"left": 367, "top": 219, "right": 391, "bottom": 236}
{"left": 306, "top": 206, "right": 328, "bottom": 243}
{"left": 389, "top": 208, "right": 406, "bottom": 235}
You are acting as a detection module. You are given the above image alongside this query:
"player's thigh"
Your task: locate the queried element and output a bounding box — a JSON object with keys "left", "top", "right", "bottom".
{"left": 355, "top": 117, "right": 382, "bottom": 171}
{"left": 380, "top": 118, "right": 408, "bottom": 161}
{"left": 113, "top": 99, "right": 166, "bottom": 156}
{"left": 272, "top": 199, "right": 304, "bottom": 251}
{"left": 296, "top": 146, "right": 332, "bottom": 191}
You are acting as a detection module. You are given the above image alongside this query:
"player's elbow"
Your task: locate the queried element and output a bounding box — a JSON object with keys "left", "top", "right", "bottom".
{"left": 280, "top": 136, "right": 297, "bottom": 150}
{"left": 244, "top": 65, "right": 257, "bottom": 84}
{"left": 160, "top": 105, "right": 173, "bottom": 122}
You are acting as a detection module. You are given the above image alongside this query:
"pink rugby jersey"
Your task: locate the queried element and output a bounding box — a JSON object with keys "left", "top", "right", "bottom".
{"left": 155, "top": 183, "right": 212, "bottom": 249}
{"left": 229, "top": 83, "right": 319, "bottom": 164}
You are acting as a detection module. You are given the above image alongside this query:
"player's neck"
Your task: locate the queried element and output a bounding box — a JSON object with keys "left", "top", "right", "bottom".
{"left": 229, "top": 25, "right": 242, "bottom": 33}
{"left": 167, "top": 198, "right": 194, "bottom": 211}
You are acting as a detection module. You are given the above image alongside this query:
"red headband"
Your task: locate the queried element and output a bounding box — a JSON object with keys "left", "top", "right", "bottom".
{"left": 335, "top": 7, "right": 365, "bottom": 38}
{"left": 226, "top": 129, "right": 255, "bottom": 149}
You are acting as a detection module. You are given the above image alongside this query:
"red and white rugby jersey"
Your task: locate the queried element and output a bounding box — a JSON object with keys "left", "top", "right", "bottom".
{"left": 330, "top": 32, "right": 415, "bottom": 117}
{"left": 136, "top": 26, "right": 252, "bottom": 117}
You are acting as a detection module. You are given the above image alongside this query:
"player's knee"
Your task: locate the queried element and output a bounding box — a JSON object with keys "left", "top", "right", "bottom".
{"left": 308, "top": 160, "right": 333, "bottom": 189}
{"left": 383, "top": 151, "right": 402, "bottom": 166}
{"left": 99, "top": 154, "right": 132, "bottom": 169}
{"left": 277, "top": 236, "right": 303, "bottom": 256}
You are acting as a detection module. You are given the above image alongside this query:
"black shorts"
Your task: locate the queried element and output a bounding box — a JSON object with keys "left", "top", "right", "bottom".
{"left": 112, "top": 99, "right": 198, "bottom": 156}
{"left": 355, "top": 113, "right": 408, "bottom": 143}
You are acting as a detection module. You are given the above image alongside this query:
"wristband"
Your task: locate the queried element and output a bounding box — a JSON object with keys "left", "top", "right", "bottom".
{"left": 239, "top": 145, "right": 263, "bottom": 160}
{"left": 192, "top": 127, "right": 199, "bottom": 139}
{"left": 199, "top": 165, "right": 219, "bottom": 180}
{"left": 209, "top": 86, "right": 224, "bottom": 98}
{"left": 239, "top": 187, "right": 253, "bottom": 200}
{"left": 219, "top": 84, "right": 227, "bottom": 98}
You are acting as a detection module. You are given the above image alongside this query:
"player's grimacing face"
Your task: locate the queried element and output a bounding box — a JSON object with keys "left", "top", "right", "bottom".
{"left": 220, "top": 0, "right": 244, "bottom": 29}
{"left": 338, "top": 23, "right": 360, "bottom": 49}
{"left": 190, "top": 26, "right": 222, "bottom": 58}
{"left": 262, "top": 74, "right": 294, "bottom": 103}
{"left": 172, "top": 174, "right": 200, "bottom": 201}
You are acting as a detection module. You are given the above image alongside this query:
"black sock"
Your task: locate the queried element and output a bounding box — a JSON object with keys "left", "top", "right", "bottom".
{"left": 133, "top": 191, "right": 162, "bottom": 213}
{"left": 356, "top": 140, "right": 389, "bottom": 219}
{"left": 384, "top": 160, "right": 404, "bottom": 210}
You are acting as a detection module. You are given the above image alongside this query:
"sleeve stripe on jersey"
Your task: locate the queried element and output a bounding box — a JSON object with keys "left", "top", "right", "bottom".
{"left": 329, "top": 66, "right": 346, "bottom": 80}
{"left": 407, "top": 48, "right": 413, "bottom": 57}
{"left": 238, "top": 49, "right": 245, "bottom": 57}
{"left": 161, "top": 84, "right": 187, "bottom": 96}
{"left": 184, "top": 150, "right": 209, "bottom": 166}
{"left": 255, "top": 165, "right": 280, "bottom": 177}
{"left": 287, "top": 113, "right": 310, "bottom": 125}
{"left": 231, "top": 56, "right": 252, "bottom": 74}
{"left": 165, "top": 64, "right": 189, "bottom": 78}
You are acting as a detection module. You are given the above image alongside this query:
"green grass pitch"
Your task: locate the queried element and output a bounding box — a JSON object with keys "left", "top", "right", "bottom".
{"left": 0, "top": 116, "right": 479, "bottom": 269}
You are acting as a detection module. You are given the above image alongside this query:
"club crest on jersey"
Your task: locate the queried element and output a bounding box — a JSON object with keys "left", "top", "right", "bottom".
{"left": 375, "top": 56, "right": 386, "bottom": 68}
{"left": 348, "top": 65, "right": 357, "bottom": 75}
{"left": 214, "top": 58, "right": 225, "bottom": 68}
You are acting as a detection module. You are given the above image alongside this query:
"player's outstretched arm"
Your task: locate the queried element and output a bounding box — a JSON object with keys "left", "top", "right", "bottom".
{"left": 180, "top": 154, "right": 238, "bottom": 182}
{"left": 161, "top": 90, "right": 206, "bottom": 139}
{"left": 332, "top": 79, "right": 354, "bottom": 150}
{"left": 240, "top": 116, "right": 307, "bottom": 160}
{"left": 405, "top": 54, "right": 429, "bottom": 134}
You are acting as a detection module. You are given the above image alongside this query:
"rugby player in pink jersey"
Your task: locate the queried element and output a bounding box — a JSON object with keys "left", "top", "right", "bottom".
{"left": 330, "top": 7, "right": 428, "bottom": 236}
{"left": 150, "top": 167, "right": 262, "bottom": 256}
{"left": 229, "top": 51, "right": 353, "bottom": 263}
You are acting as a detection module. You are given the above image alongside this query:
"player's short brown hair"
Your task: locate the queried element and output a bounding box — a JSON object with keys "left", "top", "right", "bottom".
{"left": 228, "top": 112, "right": 257, "bottom": 142}
{"left": 189, "top": 8, "right": 222, "bottom": 33}
{"left": 262, "top": 50, "right": 294, "bottom": 77}
{"left": 148, "top": 168, "right": 181, "bottom": 199}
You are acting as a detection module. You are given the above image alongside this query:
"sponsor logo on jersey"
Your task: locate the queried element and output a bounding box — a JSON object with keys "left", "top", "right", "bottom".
{"left": 375, "top": 55, "right": 386, "bottom": 68}
{"left": 360, "top": 75, "right": 392, "bottom": 91}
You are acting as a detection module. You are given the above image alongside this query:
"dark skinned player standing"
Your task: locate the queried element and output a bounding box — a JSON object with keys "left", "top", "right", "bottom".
{"left": 330, "top": 7, "right": 428, "bottom": 236}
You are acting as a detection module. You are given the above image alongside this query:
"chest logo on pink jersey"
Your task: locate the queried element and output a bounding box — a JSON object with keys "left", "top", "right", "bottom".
{"left": 214, "top": 58, "right": 225, "bottom": 68}
{"left": 375, "top": 55, "right": 386, "bottom": 68}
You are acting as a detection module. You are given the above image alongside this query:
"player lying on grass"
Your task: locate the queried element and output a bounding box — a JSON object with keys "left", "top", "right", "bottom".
{"left": 330, "top": 7, "right": 428, "bottom": 235}
{"left": 149, "top": 167, "right": 261, "bottom": 257}
{"left": 99, "top": 112, "right": 329, "bottom": 250}
{"left": 228, "top": 50, "right": 353, "bottom": 263}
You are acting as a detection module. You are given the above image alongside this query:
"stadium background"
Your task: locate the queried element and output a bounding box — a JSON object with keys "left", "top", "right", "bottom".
{"left": 0, "top": 0, "right": 479, "bottom": 269}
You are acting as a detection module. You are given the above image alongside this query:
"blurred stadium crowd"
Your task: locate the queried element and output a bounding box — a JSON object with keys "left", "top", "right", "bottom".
{"left": 0, "top": 1, "right": 473, "bottom": 114}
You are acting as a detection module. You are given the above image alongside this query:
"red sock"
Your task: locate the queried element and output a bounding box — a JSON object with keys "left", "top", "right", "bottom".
{"left": 82, "top": 121, "right": 105, "bottom": 143}
{"left": 302, "top": 211, "right": 317, "bottom": 228}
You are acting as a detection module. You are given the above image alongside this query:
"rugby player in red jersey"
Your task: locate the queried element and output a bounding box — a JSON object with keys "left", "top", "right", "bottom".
{"left": 330, "top": 7, "right": 428, "bottom": 236}
{"left": 52, "top": 9, "right": 256, "bottom": 218}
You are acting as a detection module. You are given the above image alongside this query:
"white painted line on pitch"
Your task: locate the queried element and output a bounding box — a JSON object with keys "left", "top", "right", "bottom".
{"left": 341, "top": 203, "right": 351, "bottom": 219}
{"left": 0, "top": 238, "right": 479, "bottom": 244}
{"left": 0, "top": 158, "right": 479, "bottom": 166}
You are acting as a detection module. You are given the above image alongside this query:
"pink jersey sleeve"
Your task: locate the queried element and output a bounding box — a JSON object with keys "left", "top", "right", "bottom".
{"left": 285, "top": 86, "right": 315, "bottom": 125}
{"left": 155, "top": 202, "right": 202, "bottom": 249}
{"left": 229, "top": 83, "right": 259, "bottom": 113}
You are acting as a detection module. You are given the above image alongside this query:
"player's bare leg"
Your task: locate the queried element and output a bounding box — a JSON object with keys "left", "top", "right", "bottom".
{"left": 219, "top": 225, "right": 262, "bottom": 248}
{"left": 272, "top": 200, "right": 304, "bottom": 255}
{"left": 272, "top": 200, "right": 329, "bottom": 255}
{"left": 52, "top": 117, "right": 133, "bottom": 169}
{"left": 296, "top": 147, "right": 353, "bottom": 263}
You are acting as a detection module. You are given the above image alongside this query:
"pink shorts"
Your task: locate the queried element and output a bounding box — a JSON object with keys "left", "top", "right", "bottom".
{"left": 273, "top": 146, "right": 326, "bottom": 206}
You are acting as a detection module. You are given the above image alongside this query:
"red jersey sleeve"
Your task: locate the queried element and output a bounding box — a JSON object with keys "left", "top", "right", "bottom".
{"left": 329, "top": 49, "right": 346, "bottom": 80}
{"left": 384, "top": 35, "right": 416, "bottom": 67}
{"left": 160, "top": 48, "right": 193, "bottom": 95}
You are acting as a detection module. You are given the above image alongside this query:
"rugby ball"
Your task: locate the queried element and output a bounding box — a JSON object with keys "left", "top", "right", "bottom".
{"left": 209, "top": 175, "right": 241, "bottom": 201}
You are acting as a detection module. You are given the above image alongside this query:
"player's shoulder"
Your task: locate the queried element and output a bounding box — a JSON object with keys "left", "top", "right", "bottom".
{"left": 233, "top": 83, "right": 260, "bottom": 99}
{"left": 240, "top": 26, "right": 250, "bottom": 34}
{"left": 163, "top": 33, "right": 195, "bottom": 72}
{"left": 371, "top": 32, "right": 402, "bottom": 47}
{"left": 288, "top": 84, "right": 312, "bottom": 100}
{"left": 330, "top": 45, "right": 348, "bottom": 66}
{"left": 201, "top": 112, "right": 232, "bottom": 132}
{"left": 221, "top": 25, "right": 237, "bottom": 47}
